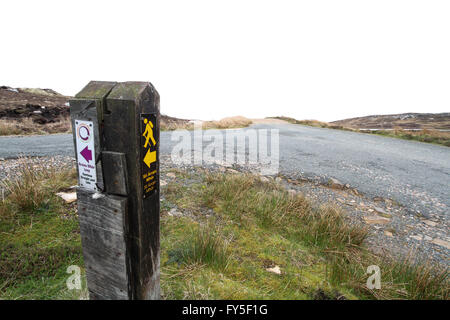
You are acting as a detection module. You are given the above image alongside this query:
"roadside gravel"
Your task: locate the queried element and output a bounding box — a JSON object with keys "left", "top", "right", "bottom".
{"left": 0, "top": 155, "right": 76, "bottom": 183}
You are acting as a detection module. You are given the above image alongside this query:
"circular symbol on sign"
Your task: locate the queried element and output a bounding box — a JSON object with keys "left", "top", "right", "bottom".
{"left": 77, "top": 124, "right": 91, "bottom": 143}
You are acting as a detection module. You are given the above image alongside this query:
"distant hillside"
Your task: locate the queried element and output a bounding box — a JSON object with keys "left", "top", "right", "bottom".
{"left": 268, "top": 114, "right": 450, "bottom": 147}
{"left": 0, "top": 86, "right": 70, "bottom": 124}
{"left": 0, "top": 85, "right": 190, "bottom": 127}
{"left": 331, "top": 113, "right": 450, "bottom": 130}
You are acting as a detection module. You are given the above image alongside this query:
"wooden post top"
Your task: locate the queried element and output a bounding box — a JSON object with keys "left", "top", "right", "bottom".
{"left": 74, "top": 81, "right": 117, "bottom": 99}
{"left": 73, "top": 81, "right": 158, "bottom": 101}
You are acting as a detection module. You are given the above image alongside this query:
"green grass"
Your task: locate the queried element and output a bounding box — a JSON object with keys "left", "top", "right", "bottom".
{"left": 365, "top": 129, "right": 450, "bottom": 147}
{"left": 0, "top": 163, "right": 448, "bottom": 299}
{"left": 0, "top": 161, "right": 86, "bottom": 299}
{"left": 174, "top": 223, "right": 231, "bottom": 270}
{"left": 161, "top": 170, "right": 449, "bottom": 300}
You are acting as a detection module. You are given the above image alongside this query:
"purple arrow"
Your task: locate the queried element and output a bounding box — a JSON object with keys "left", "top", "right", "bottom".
{"left": 80, "top": 146, "right": 92, "bottom": 162}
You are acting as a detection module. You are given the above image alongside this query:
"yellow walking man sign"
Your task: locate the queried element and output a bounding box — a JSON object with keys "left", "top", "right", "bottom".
{"left": 141, "top": 114, "right": 158, "bottom": 198}
{"left": 142, "top": 117, "right": 157, "bottom": 168}
{"left": 143, "top": 118, "right": 156, "bottom": 148}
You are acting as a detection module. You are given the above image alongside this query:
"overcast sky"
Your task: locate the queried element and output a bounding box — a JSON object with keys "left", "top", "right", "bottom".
{"left": 1, "top": 0, "right": 449, "bottom": 121}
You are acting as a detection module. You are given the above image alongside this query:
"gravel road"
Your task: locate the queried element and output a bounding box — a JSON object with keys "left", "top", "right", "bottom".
{"left": 1, "top": 123, "right": 449, "bottom": 220}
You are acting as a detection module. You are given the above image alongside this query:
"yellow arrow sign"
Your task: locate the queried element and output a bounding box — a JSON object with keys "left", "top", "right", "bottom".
{"left": 143, "top": 149, "right": 156, "bottom": 168}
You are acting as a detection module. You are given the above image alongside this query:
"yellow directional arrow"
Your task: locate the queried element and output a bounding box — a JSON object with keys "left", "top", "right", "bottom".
{"left": 143, "top": 149, "right": 156, "bottom": 168}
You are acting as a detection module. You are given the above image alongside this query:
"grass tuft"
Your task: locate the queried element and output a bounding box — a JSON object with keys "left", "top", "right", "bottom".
{"left": 202, "top": 173, "right": 367, "bottom": 252}
{"left": 172, "top": 223, "right": 231, "bottom": 270}
{"left": 328, "top": 249, "right": 449, "bottom": 300}
{"left": 0, "top": 117, "right": 72, "bottom": 136}
{"left": 366, "top": 128, "right": 450, "bottom": 147}
{"left": 1, "top": 159, "right": 76, "bottom": 213}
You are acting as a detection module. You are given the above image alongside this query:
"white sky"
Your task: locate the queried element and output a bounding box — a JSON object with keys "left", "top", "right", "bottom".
{"left": 1, "top": 0, "right": 449, "bottom": 122}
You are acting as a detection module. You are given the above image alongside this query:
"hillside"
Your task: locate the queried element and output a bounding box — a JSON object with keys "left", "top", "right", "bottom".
{"left": 0, "top": 86, "right": 70, "bottom": 124}
{"left": 331, "top": 113, "right": 450, "bottom": 130}
{"left": 0, "top": 86, "right": 191, "bottom": 134}
{"left": 269, "top": 114, "right": 450, "bottom": 147}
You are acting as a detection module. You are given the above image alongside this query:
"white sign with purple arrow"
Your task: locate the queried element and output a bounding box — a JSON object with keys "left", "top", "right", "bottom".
{"left": 75, "top": 120, "right": 97, "bottom": 191}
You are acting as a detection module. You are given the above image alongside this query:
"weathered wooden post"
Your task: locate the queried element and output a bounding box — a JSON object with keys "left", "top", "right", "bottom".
{"left": 70, "top": 81, "right": 160, "bottom": 300}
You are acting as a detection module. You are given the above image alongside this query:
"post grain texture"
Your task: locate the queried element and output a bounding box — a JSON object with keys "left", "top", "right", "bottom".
{"left": 70, "top": 81, "right": 160, "bottom": 300}
{"left": 77, "top": 189, "right": 129, "bottom": 300}
{"left": 105, "top": 82, "right": 160, "bottom": 300}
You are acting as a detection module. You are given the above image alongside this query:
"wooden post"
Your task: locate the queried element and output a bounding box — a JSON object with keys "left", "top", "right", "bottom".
{"left": 70, "top": 81, "right": 160, "bottom": 300}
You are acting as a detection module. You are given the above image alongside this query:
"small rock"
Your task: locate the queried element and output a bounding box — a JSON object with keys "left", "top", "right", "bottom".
{"left": 56, "top": 192, "right": 77, "bottom": 203}
{"left": 424, "top": 235, "right": 432, "bottom": 241}
{"left": 373, "top": 207, "right": 392, "bottom": 218}
{"left": 222, "top": 162, "right": 233, "bottom": 168}
{"left": 363, "top": 216, "right": 391, "bottom": 225}
{"left": 422, "top": 220, "right": 438, "bottom": 227}
{"left": 168, "top": 208, "right": 182, "bottom": 217}
{"left": 328, "top": 178, "right": 344, "bottom": 189}
{"left": 166, "top": 172, "right": 176, "bottom": 178}
{"left": 410, "top": 235, "right": 423, "bottom": 241}
{"left": 373, "top": 206, "right": 388, "bottom": 215}
{"left": 6, "top": 87, "right": 18, "bottom": 93}
{"left": 346, "top": 202, "right": 355, "bottom": 206}
{"left": 266, "top": 265, "right": 281, "bottom": 275}
{"left": 384, "top": 230, "right": 393, "bottom": 237}
{"left": 160, "top": 180, "right": 167, "bottom": 186}
{"left": 432, "top": 239, "right": 450, "bottom": 250}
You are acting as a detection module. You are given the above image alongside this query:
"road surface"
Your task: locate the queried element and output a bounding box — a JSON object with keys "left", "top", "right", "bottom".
{"left": 1, "top": 123, "right": 449, "bottom": 219}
